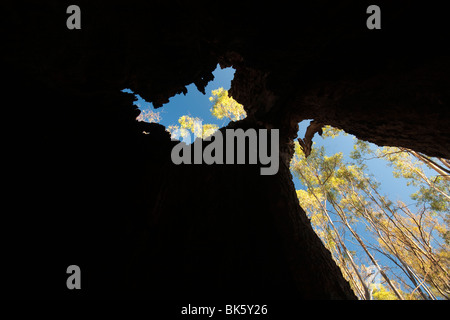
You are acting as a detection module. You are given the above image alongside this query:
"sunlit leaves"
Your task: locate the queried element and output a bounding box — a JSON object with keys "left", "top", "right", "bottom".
{"left": 209, "top": 87, "right": 246, "bottom": 121}
{"left": 354, "top": 144, "right": 450, "bottom": 214}
{"left": 136, "top": 109, "right": 161, "bottom": 123}
{"left": 372, "top": 284, "right": 401, "bottom": 300}
{"left": 166, "top": 88, "right": 246, "bottom": 141}
{"left": 202, "top": 124, "right": 220, "bottom": 138}
{"left": 321, "top": 125, "right": 346, "bottom": 139}
{"left": 167, "top": 115, "right": 219, "bottom": 140}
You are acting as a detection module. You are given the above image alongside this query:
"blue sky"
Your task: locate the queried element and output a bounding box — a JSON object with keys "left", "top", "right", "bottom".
{"left": 123, "top": 64, "right": 422, "bottom": 206}
{"left": 123, "top": 65, "right": 236, "bottom": 131}
{"left": 297, "top": 122, "right": 420, "bottom": 203}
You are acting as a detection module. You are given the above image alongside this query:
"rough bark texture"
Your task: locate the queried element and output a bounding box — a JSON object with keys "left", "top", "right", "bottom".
{"left": 2, "top": 1, "right": 448, "bottom": 299}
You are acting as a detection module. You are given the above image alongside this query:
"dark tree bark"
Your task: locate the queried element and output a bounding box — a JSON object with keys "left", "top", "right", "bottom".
{"left": 2, "top": 1, "right": 448, "bottom": 299}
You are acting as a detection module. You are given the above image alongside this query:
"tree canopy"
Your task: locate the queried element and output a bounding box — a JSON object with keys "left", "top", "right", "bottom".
{"left": 291, "top": 128, "right": 449, "bottom": 299}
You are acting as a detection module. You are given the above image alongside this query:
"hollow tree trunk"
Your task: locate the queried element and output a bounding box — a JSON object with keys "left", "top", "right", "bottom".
{"left": 126, "top": 124, "right": 357, "bottom": 299}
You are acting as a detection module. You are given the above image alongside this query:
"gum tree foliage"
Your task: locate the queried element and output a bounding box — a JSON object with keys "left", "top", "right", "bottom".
{"left": 291, "top": 126, "right": 449, "bottom": 300}
{"left": 136, "top": 108, "right": 161, "bottom": 123}
{"left": 167, "top": 88, "right": 246, "bottom": 140}
{"left": 167, "top": 115, "right": 219, "bottom": 140}
{"left": 209, "top": 87, "right": 246, "bottom": 122}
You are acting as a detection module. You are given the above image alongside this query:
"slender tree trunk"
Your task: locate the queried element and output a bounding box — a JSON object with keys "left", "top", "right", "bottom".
{"left": 438, "top": 158, "right": 450, "bottom": 170}
{"left": 327, "top": 196, "right": 405, "bottom": 300}
{"left": 321, "top": 203, "right": 372, "bottom": 299}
